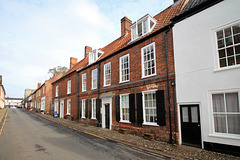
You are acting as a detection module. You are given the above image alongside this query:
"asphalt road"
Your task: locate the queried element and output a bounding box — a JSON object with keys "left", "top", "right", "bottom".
{"left": 0, "top": 108, "right": 162, "bottom": 160}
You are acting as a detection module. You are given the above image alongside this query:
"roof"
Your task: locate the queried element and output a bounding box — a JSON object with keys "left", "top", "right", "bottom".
{"left": 5, "top": 97, "right": 23, "bottom": 100}
{"left": 171, "top": 0, "right": 223, "bottom": 22}
{"left": 1, "top": 85, "right": 6, "bottom": 95}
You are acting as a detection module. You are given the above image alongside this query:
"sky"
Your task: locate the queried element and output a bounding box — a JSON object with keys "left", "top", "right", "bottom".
{"left": 0, "top": 0, "right": 173, "bottom": 98}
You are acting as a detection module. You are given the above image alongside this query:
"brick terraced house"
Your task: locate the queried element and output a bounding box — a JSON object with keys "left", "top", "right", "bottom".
{"left": 52, "top": 0, "right": 186, "bottom": 144}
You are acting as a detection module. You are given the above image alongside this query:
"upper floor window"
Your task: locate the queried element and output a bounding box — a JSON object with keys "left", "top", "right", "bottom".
{"left": 131, "top": 14, "right": 157, "bottom": 41}
{"left": 56, "top": 86, "right": 58, "bottom": 97}
{"left": 216, "top": 23, "right": 240, "bottom": 68}
{"left": 39, "top": 90, "right": 41, "bottom": 97}
{"left": 67, "top": 80, "right": 71, "bottom": 94}
{"left": 212, "top": 92, "right": 240, "bottom": 135}
{"left": 119, "top": 54, "right": 130, "bottom": 83}
{"left": 92, "top": 69, "right": 97, "bottom": 90}
{"left": 67, "top": 99, "right": 71, "bottom": 115}
{"left": 43, "top": 86, "right": 45, "bottom": 94}
{"left": 89, "top": 49, "right": 104, "bottom": 64}
{"left": 141, "top": 42, "right": 156, "bottom": 78}
{"left": 104, "top": 62, "right": 111, "bottom": 86}
{"left": 82, "top": 73, "right": 86, "bottom": 92}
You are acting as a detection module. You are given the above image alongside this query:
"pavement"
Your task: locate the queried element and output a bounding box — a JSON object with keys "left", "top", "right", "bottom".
{"left": 2, "top": 108, "right": 239, "bottom": 160}
{"left": 0, "top": 108, "right": 8, "bottom": 136}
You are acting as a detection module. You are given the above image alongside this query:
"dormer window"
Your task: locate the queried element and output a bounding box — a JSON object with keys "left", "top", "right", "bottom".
{"left": 131, "top": 14, "right": 157, "bottom": 41}
{"left": 89, "top": 49, "right": 104, "bottom": 64}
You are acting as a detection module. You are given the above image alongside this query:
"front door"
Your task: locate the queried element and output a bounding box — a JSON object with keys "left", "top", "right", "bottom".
{"left": 105, "top": 104, "right": 110, "bottom": 129}
{"left": 180, "top": 105, "right": 202, "bottom": 147}
{"left": 60, "top": 100, "right": 64, "bottom": 118}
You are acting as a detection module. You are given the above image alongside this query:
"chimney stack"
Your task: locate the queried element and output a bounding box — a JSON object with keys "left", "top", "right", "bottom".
{"left": 121, "top": 17, "right": 132, "bottom": 37}
{"left": 37, "top": 82, "right": 41, "bottom": 88}
{"left": 85, "top": 46, "right": 92, "bottom": 58}
{"left": 70, "top": 57, "right": 78, "bottom": 68}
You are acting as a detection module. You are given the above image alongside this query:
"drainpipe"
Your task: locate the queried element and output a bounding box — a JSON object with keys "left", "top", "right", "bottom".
{"left": 97, "top": 62, "right": 101, "bottom": 126}
{"left": 172, "top": 79, "right": 177, "bottom": 144}
{"left": 77, "top": 72, "right": 80, "bottom": 120}
{"left": 165, "top": 26, "right": 173, "bottom": 144}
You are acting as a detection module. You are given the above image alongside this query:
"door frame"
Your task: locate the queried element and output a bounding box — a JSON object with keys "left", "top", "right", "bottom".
{"left": 101, "top": 98, "right": 112, "bottom": 130}
{"left": 178, "top": 103, "right": 203, "bottom": 148}
{"left": 60, "top": 99, "right": 64, "bottom": 118}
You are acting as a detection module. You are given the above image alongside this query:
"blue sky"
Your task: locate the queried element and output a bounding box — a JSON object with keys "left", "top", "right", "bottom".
{"left": 0, "top": 0, "right": 173, "bottom": 98}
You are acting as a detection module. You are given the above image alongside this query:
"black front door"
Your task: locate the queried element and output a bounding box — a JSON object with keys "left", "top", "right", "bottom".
{"left": 180, "top": 105, "right": 201, "bottom": 147}
{"left": 105, "top": 104, "right": 110, "bottom": 129}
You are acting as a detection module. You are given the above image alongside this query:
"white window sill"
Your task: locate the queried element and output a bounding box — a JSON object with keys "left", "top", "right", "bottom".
{"left": 82, "top": 90, "right": 86, "bottom": 92}
{"left": 119, "top": 120, "right": 130, "bottom": 124}
{"left": 66, "top": 113, "right": 70, "bottom": 116}
{"left": 209, "top": 133, "right": 240, "bottom": 140}
{"left": 91, "top": 118, "right": 97, "bottom": 120}
{"left": 142, "top": 122, "right": 159, "bottom": 126}
{"left": 103, "top": 84, "right": 111, "bottom": 87}
{"left": 119, "top": 80, "right": 130, "bottom": 84}
{"left": 91, "top": 88, "right": 97, "bottom": 90}
{"left": 81, "top": 117, "right": 86, "bottom": 119}
{"left": 141, "top": 73, "right": 157, "bottom": 79}
{"left": 214, "top": 64, "right": 240, "bottom": 72}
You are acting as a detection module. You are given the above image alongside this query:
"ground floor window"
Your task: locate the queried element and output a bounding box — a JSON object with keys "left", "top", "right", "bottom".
{"left": 92, "top": 99, "right": 96, "bottom": 119}
{"left": 67, "top": 99, "right": 71, "bottom": 115}
{"left": 212, "top": 92, "right": 240, "bottom": 134}
{"left": 54, "top": 100, "right": 59, "bottom": 113}
{"left": 82, "top": 99, "right": 86, "bottom": 118}
{"left": 120, "top": 94, "right": 129, "bottom": 122}
{"left": 143, "top": 90, "right": 157, "bottom": 125}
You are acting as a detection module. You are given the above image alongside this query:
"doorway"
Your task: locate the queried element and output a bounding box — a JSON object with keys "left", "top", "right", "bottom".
{"left": 60, "top": 100, "right": 64, "bottom": 118}
{"left": 180, "top": 105, "right": 202, "bottom": 147}
{"left": 102, "top": 98, "right": 112, "bottom": 130}
{"left": 105, "top": 103, "right": 110, "bottom": 129}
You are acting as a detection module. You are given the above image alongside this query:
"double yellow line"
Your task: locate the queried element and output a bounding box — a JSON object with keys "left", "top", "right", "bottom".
{"left": 0, "top": 109, "right": 9, "bottom": 136}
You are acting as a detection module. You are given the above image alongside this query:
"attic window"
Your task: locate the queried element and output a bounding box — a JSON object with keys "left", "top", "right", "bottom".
{"left": 131, "top": 14, "right": 157, "bottom": 41}
{"left": 89, "top": 49, "right": 104, "bottom": 64}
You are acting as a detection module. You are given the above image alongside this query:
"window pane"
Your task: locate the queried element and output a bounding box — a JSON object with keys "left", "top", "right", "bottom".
{"left": 233, "top": 24, "right": 240, "bottom": 34}
{"left": 212, "top": 94, "right": 225, "bottom": 112}
{"left": 226, "top": 93, "right": 239, "bottom": 112}
{"left": 138, "top": 23, "right": 142, "bottom": 36}
{"left": 226, "top": 47, "right": 234, "bottom": 56}
{"left": 182, "top": 107, "right": 189, "bottom": 122}
{"left": 214, "top": 114, "right": 227, "bottom": 133}
{"left": 234, "top": 34, "right": 240, "bottom": 44}
{"left": 218, "top": 49, "right": 225, "bottom": 58}
{"left": 227, "top": 57, "right": 235, "bottom": 66}
{"left": 218, "top": 39, "right": 224, "bottom": 48}
{"left": 191, "top": 107, "right": 199, "bottom": 123}
{"left": 236, "top": 55, "right": 240, "bottom": 64}
{"left": 224, "top": 28, "right": 232, "bottom": 37}
{"left": 217, "top": 30, "right": 223, "bottom": 39}
{"left": 235, "top": 45, "right": 240, "bottom": 54}
{"left": 227, "top": 114, "right": 240, "bottom": 134}
{"left": 220, "top": 58, "right": 227, "bottom": 67}
{"left": 225, "top": 37, "right": 233, "bottom": 46}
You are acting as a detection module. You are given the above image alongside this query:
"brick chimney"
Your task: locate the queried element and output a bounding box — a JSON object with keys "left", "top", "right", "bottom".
{"left": 70, "top": 57, "right": 78, "bottom": 68}
{"left": 0, "top": 75, "right": 2, "bottom": 85}
{"left": 85, "top": 46, "right": 92, "bottom": 58}
{"left": 121, "top": 17, "right": 132, "bottom": 37}
{"left": 37, "top": 82, "right": 41, "bottom": 88}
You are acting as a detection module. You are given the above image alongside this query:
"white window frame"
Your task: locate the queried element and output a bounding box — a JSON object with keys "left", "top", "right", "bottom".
{"left": 82, "top": 99, "right": 86, "bottom": 118}
{"left": 54, "top": 99, "right": 59, "bottom": 114}
{"left": 82, "top": 73, "right": 86, "bottom": 92}
{"left": 210, "top": 89, "right": 240, "bottom": 138}
{"left": 67, "top": 99, "right": 71, "bottom": 115}
{"left": 91, "top": 98, "right": 97, "bottom": 119}
{"left": 214, "top": 21, "right": 240, "bottom": 71}
{"left": 89, "top": 49, "right": 104, "bottom": 64}
{"left": 120, "top": 93, "right": 130, "bottom": 123}
{"left": 141, "top": 42, "right": 157, "bottom": 78}
{"left": 119, "top": 54, "right": 130, "bottom": 83}
{"left": 142, "top": 89, "right": 158, "bottom": 126}
{"left": 67, "top": 80, "right": 71, "bottom": 94}
{"left": 56, "top": 86, "right": 59, "bottom": 97}
{"left": 104, "top": 62, "right": 111, "bottom": 87}
{"left": 92, "top": 69, "right": 97, "bottom": 90}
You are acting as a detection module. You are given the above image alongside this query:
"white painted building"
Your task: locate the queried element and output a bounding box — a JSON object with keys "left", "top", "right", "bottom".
{"left": 172, "top": 0, "right": 240, "bottom": 155}
{"left": 5, "top": 97, "right": 23, "bottom": 108}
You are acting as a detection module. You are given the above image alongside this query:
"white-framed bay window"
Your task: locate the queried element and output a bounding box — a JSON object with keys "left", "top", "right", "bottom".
{"left": 92, "top": 98, "right": 97, "bottom": 119}
{"left": 82, "top": 73, "right": 86, "bottom": 92}
{"left": 120, "top": 94, "right": 130, "bottom": 122}
{"left": 67, "top": 99, "right": 71, "bottom": 115}
{"left": 82, "top": 99, "right": 86, "bottom": 118}
{"left": 142, "top": 90, "right": 157, "bottom": 125}
{"left": 216, "top": 22, "right": 240, "bottom": 68}
{"left": 211, "top": 91, "right": 240, "bottom": 135}
{"left": 141, "top": 42, "right": 156, "bottom": 78}
{"left": 67, "top": 80, "right": 71, "bottom": 94}
{"left": 104, "top": 62, "right": 111, "bottom": 86}
{"left": 92, "top": 69, "right": 97, "bottom": 90}
{"left": 119, "top": 54, "right": 130, "bottom": 83}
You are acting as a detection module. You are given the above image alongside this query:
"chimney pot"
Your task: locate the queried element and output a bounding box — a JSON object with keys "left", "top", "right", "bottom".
{"left": 70, "top": 57, "right": 78, "bottom": 68}
{"left": 121, "top": 17, "right": 132, "bottom": 37}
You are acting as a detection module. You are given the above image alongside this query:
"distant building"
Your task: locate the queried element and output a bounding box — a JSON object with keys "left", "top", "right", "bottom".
{"left": 0, "top": 75, "right": 6, "bottom": 109}
{"left": 5, "top": 97, "right": 23, "bottom": 108}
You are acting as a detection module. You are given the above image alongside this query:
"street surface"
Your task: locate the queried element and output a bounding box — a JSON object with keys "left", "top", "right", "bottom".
{"left": 0, "top": 108, "right": 162, "bottom": 160}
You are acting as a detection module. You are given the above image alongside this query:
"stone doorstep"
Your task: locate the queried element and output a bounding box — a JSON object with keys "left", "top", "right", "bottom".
{"left": 144, "top": 132, "right": 155, "bottom": 141}
{"left": 119, "top": 128, "right": 128, "bottom": 134}
{"left": 178, "top": 145, "right": 203, "bottom": 153}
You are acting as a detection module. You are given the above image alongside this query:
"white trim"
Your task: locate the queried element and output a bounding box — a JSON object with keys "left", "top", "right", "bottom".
{"left": 81, "top": 99, "right": 86, "bottom": 118}
{"left": 120, "top": 93, "right": 130, "bottom": 123}
{"left": 82, "top": 73, "right": 86, "bottom": 92}
{"left": 66, "top": 99, "right": 71, "bottom": 115}
{"left": 141, "top": 42, "right": 157, "bottom": 79}
{"left": 92, "top": 69, "right": 97, "bottom": 90}
{"left": 119, "top": 54, "right": 130, "bottom": 83}
{"left": 91, "top": 98, "right": 97, "bottom": 119}
{"left": 101, "top": 97, "right": 112, "bottom": 130}
{"left": 103, "top": 62, "right": 111, "bottom": 87}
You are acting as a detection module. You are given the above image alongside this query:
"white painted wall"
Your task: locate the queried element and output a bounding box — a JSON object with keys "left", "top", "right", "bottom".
{"left": 173, "top": 0, "right": 240, "bottom": 147}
